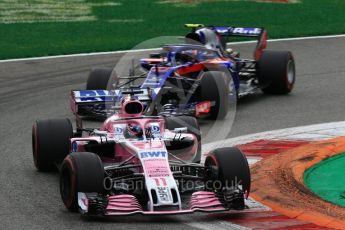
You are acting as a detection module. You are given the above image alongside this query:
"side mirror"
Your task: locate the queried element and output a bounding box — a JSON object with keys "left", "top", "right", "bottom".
{"left": 173, "top": 127, "right": 188, "bottom": 133}
{"left": 94, "top": 130, "right": 107, "bottom": 136}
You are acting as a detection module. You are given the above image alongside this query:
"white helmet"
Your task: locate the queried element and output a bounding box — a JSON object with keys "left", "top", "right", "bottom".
{"left": 185, "top": 28, "right": 223, "bottom": 50}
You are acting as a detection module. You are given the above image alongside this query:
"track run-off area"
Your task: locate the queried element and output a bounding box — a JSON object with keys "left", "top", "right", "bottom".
{"left": 1, "top": 36, "right": 345, "bottom": 229}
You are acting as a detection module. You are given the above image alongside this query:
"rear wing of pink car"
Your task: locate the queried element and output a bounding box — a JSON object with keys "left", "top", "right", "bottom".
{"left": 69, "top": 89, "right": 151, "bottom": 117}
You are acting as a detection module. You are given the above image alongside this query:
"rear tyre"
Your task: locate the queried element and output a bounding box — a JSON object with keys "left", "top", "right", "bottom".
{"left": 86, "top": 68, "right": 114, "bottom": 90}
{"left": 199, "top": 71, "right": 229, "bottom": 120}
{"left": 258, "top": 50, "right": 295, "bottom": 94}
{"left": 165, "top": 115, "right": 201, "bottom": 163}
{"left": 60, "top": 152, "right": 104, "bottom": 212}
{"left": 32, "top": 118, "right": 73, "bottom": 171}
{"left": 204, "top": 147, "right": 250, "bottom": 209}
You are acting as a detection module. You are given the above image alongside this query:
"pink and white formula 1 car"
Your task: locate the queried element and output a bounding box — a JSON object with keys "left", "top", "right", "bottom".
{"left": 32, "top": 94, "right": 250, "bottom": 216}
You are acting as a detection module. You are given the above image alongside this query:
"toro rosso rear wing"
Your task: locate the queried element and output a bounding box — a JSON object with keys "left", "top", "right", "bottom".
{"left": 70, "top": 89, "right": 151, "bottom": 117}
{"left": 213, "top": 27, "right": 263, "bottom": 37}
{"left": 185, "top": 24, "right": 267, "bottom": 60}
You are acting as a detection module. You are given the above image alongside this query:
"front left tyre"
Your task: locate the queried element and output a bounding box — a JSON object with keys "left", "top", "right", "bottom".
{"left": 204, "top": 147, "right": 250, "bottom": 209}
{"left": 32, "top": 118, "right": 73, "bottom": 171}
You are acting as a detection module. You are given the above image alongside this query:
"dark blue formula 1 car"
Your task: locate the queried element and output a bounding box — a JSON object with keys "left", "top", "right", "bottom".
{"left": 72, "top": 24, "right": 295, "bottom": 120}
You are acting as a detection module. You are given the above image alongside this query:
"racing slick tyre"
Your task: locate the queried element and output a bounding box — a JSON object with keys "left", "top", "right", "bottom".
{"left": 204, "top": 147, "right": 250, "bottom": 209}
{"left": 32, "top": 118, "right": 73, "bottom": 172}
{"left": 164, "top": 115, "right": 201, "bottom": 163}
{"left": 60, "top": 152, "right": 105, "bottom": 212}
{"left": 86, "top": 68, "right": 115, "bottom": 90}
{"left": 199, "top": 71, "right": 229, "bottom": 120}
{"left": 258, "top": 50, "right": 295, "bottom": 94}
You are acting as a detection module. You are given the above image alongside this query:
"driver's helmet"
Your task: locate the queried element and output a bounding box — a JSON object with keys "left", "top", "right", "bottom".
{"left": 185, "top": 28, "right": 224, "bottom": 51}
{"left": 126, "top": 123, "right": 143, "bottom": 139}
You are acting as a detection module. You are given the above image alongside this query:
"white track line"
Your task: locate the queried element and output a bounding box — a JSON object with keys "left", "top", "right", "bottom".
{"left": 1, "top": 34, "right": 345, "bottom": 63}
{"left": 203, "top": 120, "right": 345, "bottom": 154}
{"left": 185, "top": 221, "right": 249, "bottom": 230}
{"left": 0, "top": 47, "right": 160, "bottom": 63}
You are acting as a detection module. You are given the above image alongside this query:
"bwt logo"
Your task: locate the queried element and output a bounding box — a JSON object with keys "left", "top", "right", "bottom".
{"left": 140, "top": 151, "right": 167, "bottom": 158}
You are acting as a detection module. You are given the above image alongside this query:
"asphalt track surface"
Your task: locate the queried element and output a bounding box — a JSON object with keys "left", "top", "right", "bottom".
{"left": 1, "top": 37, "right": 345, "bottom": 229}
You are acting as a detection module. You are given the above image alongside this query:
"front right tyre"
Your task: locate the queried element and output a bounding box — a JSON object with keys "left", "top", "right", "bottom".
{"left": 199, "top": 71, "right": 232, "bottom": 120}
{"left": 60, "top": 152, "right": 105, "bottom": 212}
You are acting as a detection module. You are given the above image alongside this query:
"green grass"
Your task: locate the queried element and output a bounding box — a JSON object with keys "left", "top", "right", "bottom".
{"left": 304, "top": 153, "right": 345, "bottom": 207}
{"left": 1, "top": 0, "right": 345, "bottom": 59}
